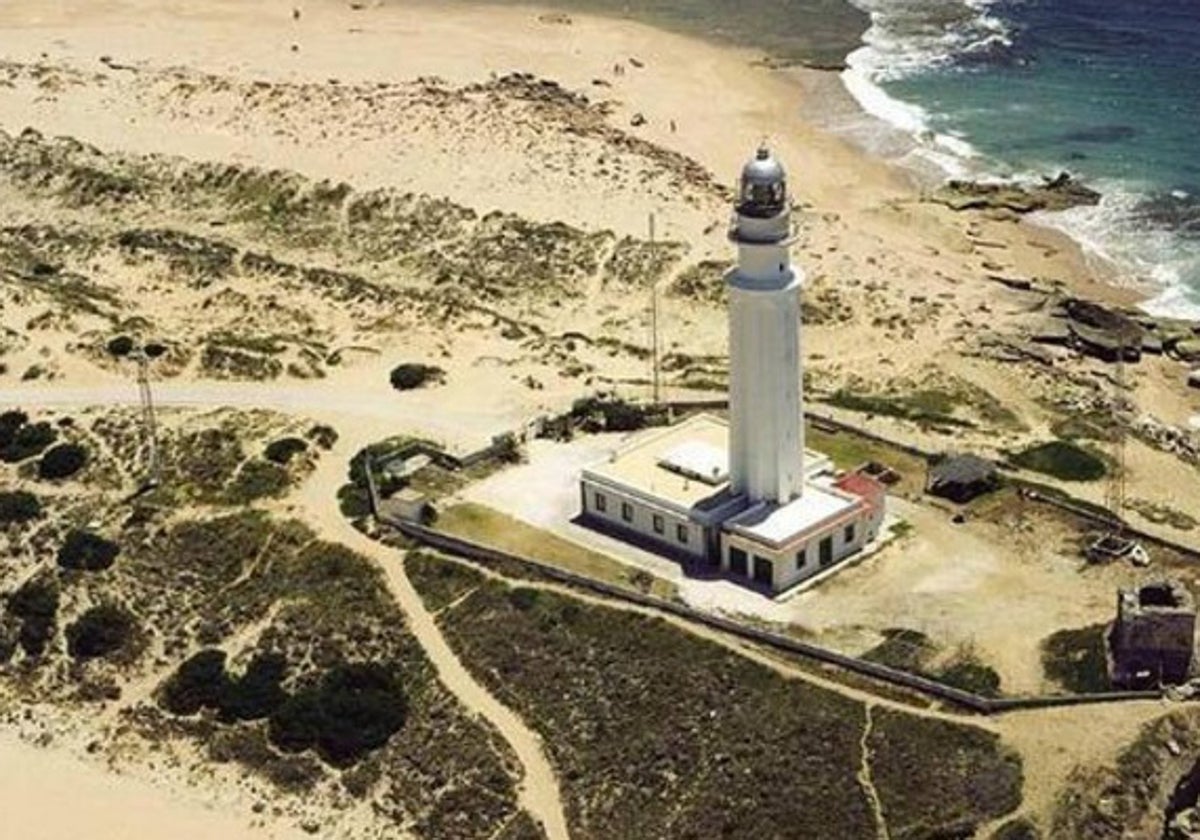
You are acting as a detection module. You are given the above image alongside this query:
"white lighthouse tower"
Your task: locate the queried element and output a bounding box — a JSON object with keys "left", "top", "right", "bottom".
{"left": 726, "top": 145, "right": 804, "bottom": 503}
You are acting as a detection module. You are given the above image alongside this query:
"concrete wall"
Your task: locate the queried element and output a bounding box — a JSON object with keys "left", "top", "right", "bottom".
{"left": 719, "top": 509, "right": 870, "bottom": 592}
{"left": 580, "top": 477, "right": 708, "bottom": 560}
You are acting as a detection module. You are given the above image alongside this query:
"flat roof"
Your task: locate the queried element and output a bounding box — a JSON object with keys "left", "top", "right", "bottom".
{"left": 583, "top": 414, "right": 733, "bottom": 510}
{"left": 582, "top": 413, "right": 840, "bottom": 519}
{"left": 725, "top": 484, "right": 859, "bottom": 547}
{"left": 658, "top": 440, "right": 728, "bottom": 486}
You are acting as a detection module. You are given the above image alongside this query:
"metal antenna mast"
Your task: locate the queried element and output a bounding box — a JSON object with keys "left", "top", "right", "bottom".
{"left": 649, "top": 211, "right": 660, "bottom": 405}
{"left": 1106, "top": 340, "right": 1128, "bottom": 532}
{"left": 136, "top": 348, "right": 162, "bottom": 489}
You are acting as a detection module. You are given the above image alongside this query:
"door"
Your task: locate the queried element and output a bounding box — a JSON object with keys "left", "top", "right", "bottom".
{"left": 753, "top": 555, "right": 773, "bottom": 587}
{"left": 729, "top": 546, "right": 748, "bottom": 576}
{"left": 819, "top": 536, "right": 833, "bottom": 566}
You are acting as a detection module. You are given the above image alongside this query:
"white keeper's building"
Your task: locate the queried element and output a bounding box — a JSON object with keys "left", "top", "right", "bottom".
{"left": 579, "top": 146, "right": 885, "bottom": 594}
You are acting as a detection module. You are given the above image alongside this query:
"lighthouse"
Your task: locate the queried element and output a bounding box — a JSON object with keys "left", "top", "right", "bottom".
{"left": 577, "top": 144, "right": 885, "bottom": 595}
{"left": 726, "top": 145, "right": 804, "bottom": 503}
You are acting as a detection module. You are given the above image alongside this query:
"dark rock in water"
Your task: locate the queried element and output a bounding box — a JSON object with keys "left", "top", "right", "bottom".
{"left": 1131, "top": 190, "right": 1200, "bottom": 238}
{"left": 1063, "top": 124, "right": 1137, "bottom": 144}
{"left": 929, "top": 172, "right": 1101, "bottom": 214}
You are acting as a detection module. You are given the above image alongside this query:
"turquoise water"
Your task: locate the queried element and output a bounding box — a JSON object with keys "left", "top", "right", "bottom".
{"left": 844, "top": 0, "right": 1200, "bottom": 315}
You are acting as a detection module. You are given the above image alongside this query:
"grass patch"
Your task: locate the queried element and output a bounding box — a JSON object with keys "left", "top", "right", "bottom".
{"left": 1010, "top": 441, "right": 1107, "bottom": 482}
{"left": 1041, "top": 623, "right": 1111, "bottom": 693}
{"left": 804, "top": 423, "right": 928, "bottom": 496}
{"left": 405, "top": 550, "right": 485, "bottom": 613}
{"left": 423, "top": 576, "right": 1022, "bottom": 838}
{"left": 861, "top": 630, "right": 1003, "bottom": 698}
{"left": 870, "top": 708, "right": 1023, "bottom": 839}
{"left": 825, "top": 388, "right": 975, "bottom": 431}
{"left": 436, "top": 502, "right": 676, "bottom": 599}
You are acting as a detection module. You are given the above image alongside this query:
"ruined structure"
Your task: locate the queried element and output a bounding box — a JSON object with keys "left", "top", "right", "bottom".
{"left": 1110, "top": 580, "right": 1198, "bottom": 689}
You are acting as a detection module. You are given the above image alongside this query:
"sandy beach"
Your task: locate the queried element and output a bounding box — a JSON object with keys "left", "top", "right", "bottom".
{"left": 0, "top": 733, "right": 305, "bottom": 840}
{"left": 1, "top": 0, "right": 1199, "bottom": 836}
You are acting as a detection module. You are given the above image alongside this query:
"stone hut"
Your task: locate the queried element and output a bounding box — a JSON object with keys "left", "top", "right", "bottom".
{"left": 926, "top": 454, "right": 998, "bottom": 504}
{"left": 1110, "top": 579, "right": 1198, "bottom": 689}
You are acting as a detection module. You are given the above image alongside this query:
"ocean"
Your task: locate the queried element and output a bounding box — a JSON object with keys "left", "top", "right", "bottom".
{"left": 470, "top": 0, "right": 1200, "bottom": 317}
{"left": 841, "top": 0, "right": 1200, "bottom": 317}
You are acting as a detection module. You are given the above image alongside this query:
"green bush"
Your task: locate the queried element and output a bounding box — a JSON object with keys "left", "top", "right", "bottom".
{"left": 106, "top": 335, "right": 135, "bottom": 356}
{"left": 219, "top": 652, "right": 290, "bottom": 723}
{"left": 269, "top": 662, "right": 407, "bottom": 767}
{"left": 389, "top": 363, "right": 444, "bottom": 391}
{"left": 37, "top": 442, "right": 89, "bottom": 479}
{"left": 161, "top": 649, "right": 231, "bottom": 715}
{"left": 0, "top": 490, "right": 41, "bottom": 524}
{"left": 337, "top": 483, "right": 372, "bottom": 518}
{"left": 226, "top": 459, "right": 291, "bottom": 503}
{"left": 264, "top": 436, "right": 308, "bottom": 465}
{"left": 307, "top": 424, "right": 338, "bottom": 450}
{"left": 56, "top": 529, "right": 121, "bottom": 571}
{"left": 937, "top": 659, "right": 1002, "bottom": 697}
{"left": 1, "top": 420, "right": 57, "bottom": 462}
{"left": 0, "top": 410, "right": 28, "bottom": 442}
{"left": 66, "top": 604, "right": 137, "bottom": 660}
{"left": 1041, "top": 624, "right": 1111, "bottom": 693}
{"left": 1010, "top": 441, "right": 1106, "bottom": 482}
{"left": 7, "top": 578, "right": 58, "bottom": 657}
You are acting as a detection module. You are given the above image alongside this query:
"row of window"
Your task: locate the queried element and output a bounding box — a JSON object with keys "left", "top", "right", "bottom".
{"left": 793, "top": 524, "right": 856, "bottom": 571}
{"left": 593, "top": 492, "right": 688, "bottom": 544}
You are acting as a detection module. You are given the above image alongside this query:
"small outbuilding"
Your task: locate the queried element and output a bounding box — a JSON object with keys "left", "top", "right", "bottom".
{"left": 1109, "top": 580, "right": 1197, "bottom": 689}
{"left": 925, "top": 454, "right": 998, "bottom": 504}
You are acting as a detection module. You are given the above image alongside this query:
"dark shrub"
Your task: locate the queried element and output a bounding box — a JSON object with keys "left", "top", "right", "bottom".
{"left": 307, "top": 424, "right": 338, "bottom": 450}
{"left": 1041, "top": 624, "right": 1110, "bottom": 693}
{"left": 66, "top": 604, "right": 137, "bottom": 660}
{"left": 1010, "top": 441, "right": 1106, "bottom": 482}
{"left": 106, "top": 335, "right": 135, "bottom": 357}
{"left": 1, "top": 421, "right": 57, "bottom": 462}
{"left": 38, "top": 442, "right": 88, "bottom": 479}
{"left": 389, "top": 363, "right": 444, "bottom": 391}
{"left": 143, "top": 342, "right": 167, "bottom": 359}
{"left": 0, "top": 490, "right": 41, "bottom": 524}
{"left": 508, "top": 588, "right": 540, "bottom": 611}
{"left": 337, "top": 483, "right": 372, "bottom": 518}
{"left": 8, "top": 578, "right": 58, "bottom": 657}
{"left": 226, "top": 459, "right": 291, "bottom": 503}
{"left": 220, "top": 652, "right": 290, "bottom": 723}
{"left": 269, "top": 663, "right": 407, "bottom": 766}
{"left": 56, "top": 529, "right": 121, "bottom": 571}
{"left": 0, "top": 410, "right": 27, "bottom": 444}
{"left": 264, "top": 437, "right": 308, "bottom": 465}
{"left": 161, "top": 649, "right": 231, "bottom": 715}
{"left": 937, "top": 660, "right": 1002, "bottom": 698}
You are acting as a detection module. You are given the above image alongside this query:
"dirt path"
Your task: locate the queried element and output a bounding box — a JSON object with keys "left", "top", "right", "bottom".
{"left": 313, "top": 513, "right": 571, "bottom": 840}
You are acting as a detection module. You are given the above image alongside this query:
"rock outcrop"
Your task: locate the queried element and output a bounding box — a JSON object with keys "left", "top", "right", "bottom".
{"left": 929, "top": 172, "right": 1101, "bottom": 214}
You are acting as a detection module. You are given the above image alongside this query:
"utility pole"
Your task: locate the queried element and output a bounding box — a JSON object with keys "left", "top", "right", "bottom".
{"left": 649, "top": 211, "right": 660, "bottom": 406}
{"left": 135, "top": 347, "right": 162, "bottom": 490}
{"left": 1106, "top": 340, "right": 1128, "bottom": 533}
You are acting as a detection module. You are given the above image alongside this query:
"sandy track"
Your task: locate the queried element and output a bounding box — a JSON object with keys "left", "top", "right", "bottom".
{"left": 319, "top": 516, "right": 571, "bottom": 840}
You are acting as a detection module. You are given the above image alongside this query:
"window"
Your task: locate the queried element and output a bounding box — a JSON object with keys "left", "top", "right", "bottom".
{"left": 594, "top": 492, "right": 606, "bottom": 513}
{"left": 653, "top": 514, "right": 664, "bottom": 535}
{"left": 795, "top": 546, "right": 806, "bottom": 570}
{"left": 621, "top": 502, "right": 633, "bottom": 523}
{"left": 676, "top": 523, "right": 689, "bottom": 544}
{"left": 845, "top": 523, "right": 856, "bottom": 544}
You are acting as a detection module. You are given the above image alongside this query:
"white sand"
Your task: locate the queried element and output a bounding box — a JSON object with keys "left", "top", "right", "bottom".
{"left": 0, "top": 734, "right": 305, "bottom": 840}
